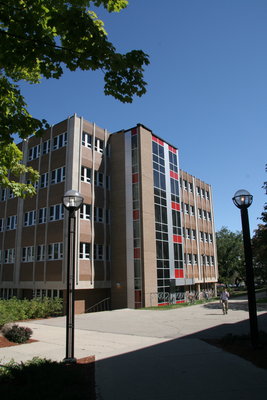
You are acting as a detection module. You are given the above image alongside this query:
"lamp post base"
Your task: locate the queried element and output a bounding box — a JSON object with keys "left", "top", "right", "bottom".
{"left": 63, "top": 357, "right": 77, "bottom": 364}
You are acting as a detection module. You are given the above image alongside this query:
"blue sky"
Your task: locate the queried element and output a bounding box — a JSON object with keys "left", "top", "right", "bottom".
{"left": 20, "top": 0, "right": 267, "bottom": 234}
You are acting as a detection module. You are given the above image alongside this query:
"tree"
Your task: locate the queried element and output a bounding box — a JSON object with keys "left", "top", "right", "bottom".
{"left": 0, "top": 0, "right": 149, "bottom": 197}
{"left": 216, "top": 226, "right": 245, "bottom": 285}
{"left": 252, "top": 164, "right": 267, "bottom": 284}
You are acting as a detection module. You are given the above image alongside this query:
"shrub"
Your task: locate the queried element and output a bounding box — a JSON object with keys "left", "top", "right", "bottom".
{"left": 3, "top": 324, "right": 33, "bottom": 344}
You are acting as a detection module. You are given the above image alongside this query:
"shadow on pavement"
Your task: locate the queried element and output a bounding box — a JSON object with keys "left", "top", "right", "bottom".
{"left": 95, "top": 313, "right": 267, "bottom": 400}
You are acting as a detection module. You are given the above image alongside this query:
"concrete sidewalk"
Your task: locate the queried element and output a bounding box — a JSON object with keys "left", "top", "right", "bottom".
{"left": 1, "top": 299, "right": 267, "bottom": 399}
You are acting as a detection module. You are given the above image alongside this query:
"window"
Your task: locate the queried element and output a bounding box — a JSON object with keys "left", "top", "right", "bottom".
{"left": 203, "top": 210, "right": 207, "bottom": 220}
{"left": 4, "top": 248, "right": 15, "bottom": 264}
{"left": 94, "top": 244, "right": 103, "bottom": 260}
{"left": 207, "top": 211, "right": 211, "bottom": 221}
{"left": 40, "top": 172, "right": 49, "bottom": 188}
{"left": 37, "top": 244, "right": 46, "bottom": 261}
{"left": 95, "top": 171, "right": 104, "bottom": 187}
{"left": 206, "top": 191, "right": 210, "bottom": 200}
{"left": 94, "top": 138, "right": 104, "bottom": 153}
{"left": 53, "top": 132, "right": 67, "bottom": 150}
{"left": 42, "top": 139, "right": 50, "bottom": 155}
{"left": 6, "top": 215, "right": 17, "bottom": 230}
{"left": 49, "top": 204, "right": 64, "bottom": 221}
{"left": 82, "top": 132, "right": 92, "bottom": 148}
{"left": 0, "top": 218, "right": 4, "bottom": 232}
{"left": 80, "top": 242, "right": 90, "bottom": 259}
{"left": 198, "top": 208, "right": 202, "bottom": 219}
{"left": 51, "top": 166, "right": 65, "bottom": 184}
{"left": 192, "top": 229, "right": 196, "bottom": 240}
{"left": 22, "top": 246, "right": 35, "bottom": 262}
{"left": 38, "top": 208, "right": 47, "bottom": 224}
{"left": 193, "top": 254, "right": 198, "bottom": 265}
{"left": 80, "top": 204, "right": 91, "bottom": 220}
{"left": 26, "top": 179, "right": 39, "bottom": 190}
{"left": 186, "top": 228, "right": 190, "bottom": 239}
{"left": 187, "top": 253, "right": 192, "bottom": 265}
{"left": 204, "top": 232, "right": 208, "bottom": 243}
{"left": 201, "top": 188, "right": 205, "bottom": 198}
{"left": 8, "top": 189, "right": 14, "bottom": 199}
{"left": 200, "top": 231, "right": 204, "bottom": 242}
{"left": 24, "top": 210, "right": 36, "bottom": 227}
{"left": 81, "top": 166, "right": 91, "bottom": 183}
{"left": 184, "top": 203, "right": 189, "bottom": 215}
{"left": 183, "top": 180, "right": 188, "bottom": 191}
{"left": 210, "top": 256, "right": 214, "bottom": 266}
{"left": 188, "top": 182, "right": 193, "bottom": 192}
{"left": 28, "top": 144, "right": 40, "bottom": 161}
{"left": 48, "top": 242, "right": 63, "bottom": 260}
{"left": 94, "top": 207, "right": 103, "bottom": 223}
{"left": 209, "top": 233, "right": 213, "bottom": 243}
{"left": 190, "top": 205, "right": 195, "bottom": 216}
{"left": 196, "top": 186, "right": 200, "bottom": 196}
{"left": 0, "top": 188, "right": 6, "bottom": 201}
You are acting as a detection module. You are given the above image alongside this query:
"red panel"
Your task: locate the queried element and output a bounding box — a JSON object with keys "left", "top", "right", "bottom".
{"left": 152, "top": 135, "right": 164, "bottom": 146}
{"left": 176, "top": 300, "right": 185, "bottom": 304}
{"left": 131, "top": 128, "right": 137, "bottom": 135}
{"left": 171, "top": 202, "right": 180, "bottom": 211}
{"left": 134, "top": 248, "right": 141, "bottom": 258}
{"left": 159, "top": 303, "right": 169, "bottom": 306}
{"left": 170, "top": 171, "right": 178, "bottom": 180}
{"left": 173, "top": 235, "right": 182, "bottom": 243}
{"left": 175, "top": 269, "right": 184, "bottom": 278}
{"left": 133, "top": 210, "right": 139, "bottom": 220}
{"left": 168, "top": 145, "right": 177, "bottom": 154}
{"left": 132, "top": 173, "right": 139, "bottom": 183}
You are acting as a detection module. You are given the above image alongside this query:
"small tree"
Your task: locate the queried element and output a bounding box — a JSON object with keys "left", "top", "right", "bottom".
{"left": 216, "top": 226, "right": 245, "bottom": 285}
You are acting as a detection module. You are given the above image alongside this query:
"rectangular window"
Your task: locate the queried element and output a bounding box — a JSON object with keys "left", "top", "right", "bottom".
{"left": 183, "top": 180, "right": 187, "bottom": 191}
{"left": 200, "top": 231, "right": 204, "bottom": 242}
{"left": 203, "top": 210, "right": 207, "bottom": 220}
{"left": 82, "top": 132, "right": 92, "bottom": 148}
{"left": 42, "top": 139, "right": 50, "bottom": 155}
{"left": 198, "top": 208, "right": 202, "bottom": 219}
{"left": 193, "top": 254, "right": 198, "bottom": 265}
{"left": 206, "top": 191, "right": 210, "bottom": 200}
{"left": 94, "top": 244, "right": 103, "bottom": 260}
{"left": 0, "top": 188, "right": 7, "bottom": 201}
{"left": 28, "top": 144, "right": 40, "bottom": 161}
{"left": 190, "top": 205, "right": 195, "bottom": 216}
{"left": 201, "top": 188, "right": 205, "bottom": 198}
{"left": 4, "top": 248, "right": 15, "bottom": 264}
{"left": 186, "top": 228, "right": 190, "bottom": 239}
{"left": 94, "top": 207, "right": 103, "bottom": 223}
{"left": 24, "top": 210, "right": 36, "bottom": 227}
{"left": 207, "top": 212, "right": 211, "bottom": 221}
{"left": 37, "top": 244, "right": 46, "bottom": 261}
{"left": 209, "top": 233, "right": 213, "bottom": 243}
{"left": 6, "top": 215, "right": 17, "bottom": 230}
{"left": 51, "top": 166, "right": 65, "bottom": 184}
{"left": 80, "top": 204, "right": 91, "bottom": 220}
{"left": 38, "top": 208, "right": 47, "bottom": 224}
{"left": 48, "top": 242, "right": 63, "bottom": 260}
{"left": 204, "top": 232, "right": 208, "bottom": 243}
{"left": 49, "top": 204, "right": 64, "bottom": 221}
{"left": 184, "top": 203, "right": 189, "bottom": 214}
{"left": 188, "top": 182, "right": 193, "bottom": 192}
{"left": 8, "top": 189, "right": 14, "bottom": 199}
{"left": 196, "top": 186, "right": 200, "bottom": 196}
{"left": 95, "top": 171, "right": 104, "bottom": 187}
{"left": 0, "top": 218, "right": 4, "bottom": 232}
{"left": 192, "top": 229, "right": 196, "bottom": 240}
{"left": 22, "top": 246, "right": 35, "bottom": 262}
{"left": 53, "top": 132, "right": 67, "bottom": 150}
{"left": 81, "top": 166, "right": 91, "bottom": 183}
{"left": 94, "top": 138, "right": 104, "bottom": 153}
{"left": 40, "top": 172, "right": 49, "bottom": 188}
{"left": 79, "top": 242, "right": 90, "bottom": 259}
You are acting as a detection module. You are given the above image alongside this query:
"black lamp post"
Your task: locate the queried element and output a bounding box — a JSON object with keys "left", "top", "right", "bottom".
{"left": 62, "top": 189, "right": 84, "bottom": 363}
{"left": 232, "top": 189, "right": 259, "bottom": 348}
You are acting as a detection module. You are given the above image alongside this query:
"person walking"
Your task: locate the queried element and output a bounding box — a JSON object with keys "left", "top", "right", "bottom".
{"left": 220, "top": 288, "right": 230, "bottom": 314}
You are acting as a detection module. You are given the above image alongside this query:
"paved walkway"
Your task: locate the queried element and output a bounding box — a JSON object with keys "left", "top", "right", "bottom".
{"left": 1, "top": 298, "right": 267, "bottom": 399}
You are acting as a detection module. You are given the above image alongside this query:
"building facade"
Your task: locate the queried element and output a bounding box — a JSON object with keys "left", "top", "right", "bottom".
{"left": 0, "top": 115, "right": 218, "bottom": 312}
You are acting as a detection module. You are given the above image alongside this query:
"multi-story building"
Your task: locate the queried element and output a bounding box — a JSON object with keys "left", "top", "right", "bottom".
{"left": 0, "top": 115, "right": 218, "bottom": 312}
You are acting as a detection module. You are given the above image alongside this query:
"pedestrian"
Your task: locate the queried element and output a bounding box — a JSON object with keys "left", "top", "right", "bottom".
{"left": 220, "top": 287, "right": 230, "bottom": 314}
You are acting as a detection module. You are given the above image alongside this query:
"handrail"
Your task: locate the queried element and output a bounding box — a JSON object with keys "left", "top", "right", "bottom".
{"left": 85, "top": 297, "right": 111, "bottom": 313}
